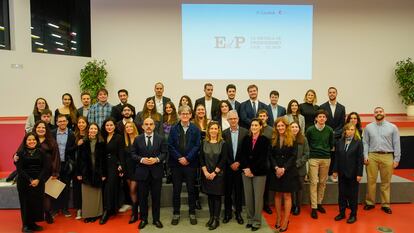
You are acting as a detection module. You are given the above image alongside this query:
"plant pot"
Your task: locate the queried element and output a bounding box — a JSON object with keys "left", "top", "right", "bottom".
{"left": 407, "top": 105, "right": 414, "bottom": 117}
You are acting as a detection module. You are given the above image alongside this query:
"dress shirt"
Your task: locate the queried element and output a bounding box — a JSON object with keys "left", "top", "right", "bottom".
{"left": 181, "top": 122, "right": 189, "bottom": 133}
{"left": 315, "top": 123, "right": 326, "bottom": 131}
{"left": 56, "top": 128, "right": 68, "bottom": 162}
{"left": 270, "top": 104, "right": 278, "bottom": 121}
{"left": 230, "top": 127, "right": 239, "bottom": 159}
{"left": 228, "top": 99, "right": 236, "bottom": 110}
{"left": 122, "top": 118, "right": 133, "bottom": 125}
{"left": 88, "top": 102, "right": 112, "bottom": 128}
{"left": 329, "top": 101, "right": 337, "bottom": 116}
{"left": 251, "top": 100, "right": 258, "bottom": 114}
{"left": 82, "top": 107, "right": 90, "bottom": 117}
{"left": 221, "top": 117, "right": 230, "bottom": 131}
{"left": 155, "top": 97, "right": 164, "bottom": 115}
{"left": 363, "top": 120, "right": 401, "bottom": 162}
{"left": 205, "top": 99, "right": 213, "bottom": 120}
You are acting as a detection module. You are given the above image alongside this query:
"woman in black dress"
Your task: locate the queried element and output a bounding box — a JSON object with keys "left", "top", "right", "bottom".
{"left": 100, "top": 118, "right": 125, "bottom": 224}
{"left": 16, "top": 132, "right": 50, "bottom": 232}
{"left": 54, "top": 93, "right": 78, "bottom": 130}
{"left": 332, "top": 123, "right": 364, "bottom": 224}
{"left": 299, "top": 89, "right": 319, "bottom": 131}
{"left": 162, "top": 101, "right": 178, "bottom": 184}
{"left": 200, "top": 121, "right": 227, "bottom": 230}
{"left": 269, "top": 117, "right": 299, "bottom": 232}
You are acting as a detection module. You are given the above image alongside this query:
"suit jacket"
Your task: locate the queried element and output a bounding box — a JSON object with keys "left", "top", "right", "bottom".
{"left": 131, "top": 133, "right": 167, "bottom": 180}
{"left": 168, "top": 122, "right": 201, "bottom": 168}
{"left": 227, "top": 100, "right": 241, "bottom": 114}
{"left": 239, "top": 135, "right": 270, "bottom": 176}
{"left": 333, "top": 138, "right": 364, "bottom": 178}
{"left": 320, "top": 101, "right": 346, "bottom": 139}
{"left": 222, "top": 127, "right": 249, "bottom": 166}
{"left": 194, "top": 97, "right": 220, "bottom": 120}
{"left": 52, "top": 128, "right": 76, "bottom": 171}
{"left": 111, "top": 103, "right": 136, "bottom": 122}
{"left": 268, "top": 104, "right": 287, "bottom": 127}
{"left": 151, "top": 96, "right": 172, "bottom": 107}
{"left": 239, "top": 99, "right": 271, "bottom": 128}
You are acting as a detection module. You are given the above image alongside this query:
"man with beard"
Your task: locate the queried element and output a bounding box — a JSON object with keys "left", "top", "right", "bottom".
{"left": 194, "top": 83, "right": 220, "bottom": 121}
{"left": 111, "top": 89, "right": 136, "bottom": 122}
{"left": 363, "top": 107, "right": 401, "bottom": 214}
{"left": 116, "top": 104, "right": 139, "bottom": 134}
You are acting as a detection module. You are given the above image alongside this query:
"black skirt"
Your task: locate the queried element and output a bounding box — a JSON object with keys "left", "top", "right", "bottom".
{"left": 268, "top": 169, "right": 301, "bottom": 192}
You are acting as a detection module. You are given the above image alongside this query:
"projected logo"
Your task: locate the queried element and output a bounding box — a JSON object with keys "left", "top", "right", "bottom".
{"left": 214, "top": 36, "right": 245, "bottom": 49}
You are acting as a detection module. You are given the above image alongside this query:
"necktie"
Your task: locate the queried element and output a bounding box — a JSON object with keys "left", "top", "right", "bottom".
{"left": 147, "top": 136, "right": 152, "bottom": 149}
{"left": 252, "top": 101, "right": 256, "bottom": 115}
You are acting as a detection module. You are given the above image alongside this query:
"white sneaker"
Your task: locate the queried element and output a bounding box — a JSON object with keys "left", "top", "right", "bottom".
{"left": 118, "top": 204, "right": 132, "bottom": 213}
{"left": 75, "top": 209, "right": 82, "bottom": 220}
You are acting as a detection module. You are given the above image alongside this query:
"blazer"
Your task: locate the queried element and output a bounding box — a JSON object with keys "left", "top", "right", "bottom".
{"left": 239, "top": 100, "right": 271, "bottom": 129}
{"left": 168, "top": 122, "right": 201, "bottom": 168}
{"left": 268, "top": 104, "right": 287, "bottom": 127}
{"left": 77, "top": 140, "right": 106, "bottom": 187}
{"left": 111, "top": 103, "right": 136, "bottom": 122}
{"left": 222, "top": 127, "right": 249, "bottom": 166}
{"left": 239, "top": 135, "right": 270, "bottom": 176}
{"left": 296, "top": 137, "right": 310, "bottom": 176}
{"left": 194, "top": 97, "right": 220, "bottom": 120}
{"left": 51, "top": 128, "right": 77, "bottom": 165}
{"left": 131, "top": 133, "right": 167, "bottom": 180}
{"left": 151, "top": 96, "right": 172, "bottom": 107}
{"left": 333, "top": 138, "right": 364, "bottom": 179}
{"left": 320, "top": 101, "right": 346, "bottom": 139}
{"left": 284, "top": 114, "right": 306, "bottom": 135}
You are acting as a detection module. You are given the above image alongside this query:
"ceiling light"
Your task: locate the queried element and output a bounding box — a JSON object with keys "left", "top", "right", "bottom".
{"left": 70, "top": 40, "right": 77, "bottom": 44}
{"left": 31, "top": 34, "right": 40, "bottom": 39}
{"left": 0, "top": 44, "right": 5, "bottom": 48}
{"left": 71, "top": 47, "right": 77, "bottom": 51}
{"left": 0, "top": 26, "right": 4, "bottom": 31}
{"left": 71, "top": 32, "right": 77, "bottom": 36}
{"left": 31, "top": 26, "right": 34, "bottom": 30}
{"left": 35, "top": 42, "right": 44, "bottom": 46}
{"left": 51, "top": 33, "right": 61, "bottom": 38}
{"left": 56, "top": 48, "right": 65, "bottom": 52}
{"left": 48, "top": 23, "right": 59, "bottom": 29}
{"left": 55, "top": 42, "right": 64, "bottom": 46}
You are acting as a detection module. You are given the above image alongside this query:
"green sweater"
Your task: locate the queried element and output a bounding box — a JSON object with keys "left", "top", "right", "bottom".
{"left": 306, "top": 125, "right": 334, "bottom": 159}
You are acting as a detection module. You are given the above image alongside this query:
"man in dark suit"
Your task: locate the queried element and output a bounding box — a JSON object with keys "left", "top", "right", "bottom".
{"left": 111, "top": 89, "right": 136, "bottom": 122}
{"left": 267, "top": 90, "right": 286, "bottom": 127}
{"left": 226, "top": 84, "right": 241, "bottom": 114}
{"left": 239, "top": 84, "right": 271, "bottom": 129}
{"left": 77, "top": 92, "right": 91, "bottom": 117}
{"left": 151, "top": 82, "right": 172, "bottom": 115}
{"left": 320, "top": 87, "right": 346, "bottom": 182}
{"left": 131, "top": 118, "right": 166, "bottom": 229}
{"left": 52, "top": 114, "right": 76, "bottom": 217}
{"left": 222, "top": 110, "right": 248, "bottom": 224}
{"left": 168, "top": 105, "right": 201, "bottom": 225}
{"left": 194, "top": 83, "right": 220, "bottom": 120}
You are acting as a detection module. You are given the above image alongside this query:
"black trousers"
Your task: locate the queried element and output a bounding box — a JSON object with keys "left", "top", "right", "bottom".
{"left": 208, "top": 195, "right": 222, "bottom": 218}
{"left": 53, "top": 162, "right": 71, "bottom": 211}
{"left": 224, "top": 169, "right": 244, "bottom": 216}
{"left": 72, "top": 177, "right": 82, "bottom": 209}
{"left": 292, "top": 176, "right": 305, "bottom": 207}
{"left": 138, "top": 176, "right": 162, "bottom": 221}
{"left": 171, "top": 166, "right": 196, "bottom": 215}
{"left": 338, "top": 175, "right": 359, "bottom": 216}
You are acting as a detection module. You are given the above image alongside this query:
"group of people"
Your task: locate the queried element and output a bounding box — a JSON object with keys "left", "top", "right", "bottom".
{"left": 14, "top": 82, "right": 401, "bottom": 232}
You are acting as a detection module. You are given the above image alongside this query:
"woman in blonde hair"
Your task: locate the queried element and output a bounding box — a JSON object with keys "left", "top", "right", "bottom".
{"left": 269, "top": 117, "right": 299, "bottom": 232}
{"left": 299, "top": 89, "right": 319, "bottom": 131}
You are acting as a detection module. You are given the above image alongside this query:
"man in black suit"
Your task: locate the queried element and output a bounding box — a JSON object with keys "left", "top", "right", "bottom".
{"left": 267, "top": 90, "right": 286, "bottom": 127}
{"left": 111, "top": 89, "right": 136, "bottom": 122}
{"left": 131, "top": 118, "right": 167, "bottom": 229}
{"left": 52, "top": 114, "right": 76, "bottom": 217}
{"left": 77, "top": 92, "right": 91, "bottom": 117}
{"left": 320, "top": 87, "right": 346, "bottom": 182}
{"left": 194, "top": 83, "right": 220, "bottom": 120}
{"left": 151, "top": 82, "right": 172, "bottom": 115}
{"left": 222, "top": 110, "right": 248, "bottom": 224}
{"left": 226, "top": 84, "right": 241, "bottom": 114}
{"left": 239, "top": 84, "right": 271, "bottom": 129}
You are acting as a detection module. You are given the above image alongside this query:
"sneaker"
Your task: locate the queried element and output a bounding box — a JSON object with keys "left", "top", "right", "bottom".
{"left": 118, "top": 204, "right": 132, "bottom": 213}
{"left": 75, "top": 209, "right": 82, "bottom": 220}
{"left": 62, "top": 209, "right": 72, "bottom": 217}
{"left": 171, "top": 214, "right": 180, "bottom": 225}
{"left": 189, "top": 214, "right": 197, "bottom": 225}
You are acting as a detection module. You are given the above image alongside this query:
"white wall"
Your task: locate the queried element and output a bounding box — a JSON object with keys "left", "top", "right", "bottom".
{"left": 1, "top": 0, "right": 414, "bottom": 116}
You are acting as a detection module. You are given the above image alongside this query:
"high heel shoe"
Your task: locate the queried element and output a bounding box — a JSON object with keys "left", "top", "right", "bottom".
{"left": 274, "top": 219, "right": 281, "bottom": 229}
{"left": 99, "top": 210, "right": 109, "bottom": 225}
{"left": 279, "top": 221, "right": 289, "bottom": 232}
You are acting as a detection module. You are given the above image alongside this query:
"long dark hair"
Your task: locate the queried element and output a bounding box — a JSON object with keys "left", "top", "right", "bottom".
{"left": 141, "top": 97, "right": 160, "bottom": 121}
{"left": 101, "top": 117, "right": 117, "bottom": 140}
{"left": 16, "top": 132, "right": 40, "bottom": 155}
{"left": 87, "top": 122, "right": 103, "bottom": 142}
{"left": 163, "top": 101, "right": 178, "bottom": 125}
{"left": 61, "top": 93, "right": 78, "bottom": 123}
{"left": 32, "top": 97, "right": 50, "bottom": 118}
{"left": 287, "top": 99, "right": 301, "bottom": 115}
{"left": 32, "top": 120, "right": 58, "bottom": 150}
{"left": 217, "top": 100, "right": 233, "bottom": 119}
{"left": 179, "top": 95, "right": 193, "bottom": 111}
{"left": 75, "top": 116, "right": 89, "bottom": 142}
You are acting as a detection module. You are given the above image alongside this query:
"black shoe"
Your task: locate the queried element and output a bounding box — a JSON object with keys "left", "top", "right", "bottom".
{"left": 171, "top": 214, "right": 180, "bottom": 225}
{"left": 263, "top": 206, "right": 272, "bottom": 214}
{"left": 317, "top": 204, "right": 326, "bottom": 213}
{"left": 129, "top": 213, "right": 138, "bottom": 224}
{"left": 251, "top": 226, "right": 259, "bottom": 231}
{"left": 90, "top": 217, "right": 97, "bottom": 223}
{"left": 45, "top": 212, "right": 53, "bottom": 224}
{"left": 208, "top": 217, "right": 219, "bottom": 230}
{"left": 195, "top": 200, "right": 202, "bottom": 210}
{"left": 153, "top": 220, "right": 163, "bottom": 228}
{"left": 381, "top": 207, "right": 392, "bottom": 214}
{"left": 84, "top": 218, "right": 91, "bottom": 223}
{"left": 138, "top": 220, "right": 148, "bottom": 229}
{"left": 334, "top": 213, "right": 346, "bottom": 221}
{"left": 189, "top": 214, "right": 197, "bottom": 225}
{"left": 292, "top": 206, "right": 300, "bottom": 216}
{"left": 311, "top": 209, "right": 318, "bottom": 219}
{"left": 279, "top": 221, "right": 289, "bottom": 232}
{"left": 235, "top": 213, "right": 244, "bottom": 225}
{"left": 22, "top": 226, "right": 33, "bottom": 233}
{"left": 245, "top": 223, "right": 252, "bottom": 229}
{"left": 99, "top": 211, "right": 109, "bottom": 225}
{"left": 29, "top": 223, "right": 43, "bottom": 231}
{"left": 363, "top": 205, "right": 375, "bottom": 210}
{"left": 206, "top": 217, "right": 214, "bottom": 227}
{"left": 347, "top": 216, "right": 357, "bottom": 224}
{"left": 222, "top": 215, "right": 231, "bottom": 224}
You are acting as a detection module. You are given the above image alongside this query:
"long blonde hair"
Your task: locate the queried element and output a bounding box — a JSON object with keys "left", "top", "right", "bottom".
{"left": 124, "top": 122, "right": 139, "bottom": 146}
{"left": 272, "top": 117, "right": 294, "bottom": 147}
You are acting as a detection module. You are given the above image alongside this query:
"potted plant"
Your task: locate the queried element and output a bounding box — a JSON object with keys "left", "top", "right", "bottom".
{"left": 395, "top": 57, "right": 414, "bottom": 116}
{"left": 79, "top": 59, "right": 108, "bottom": 103}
